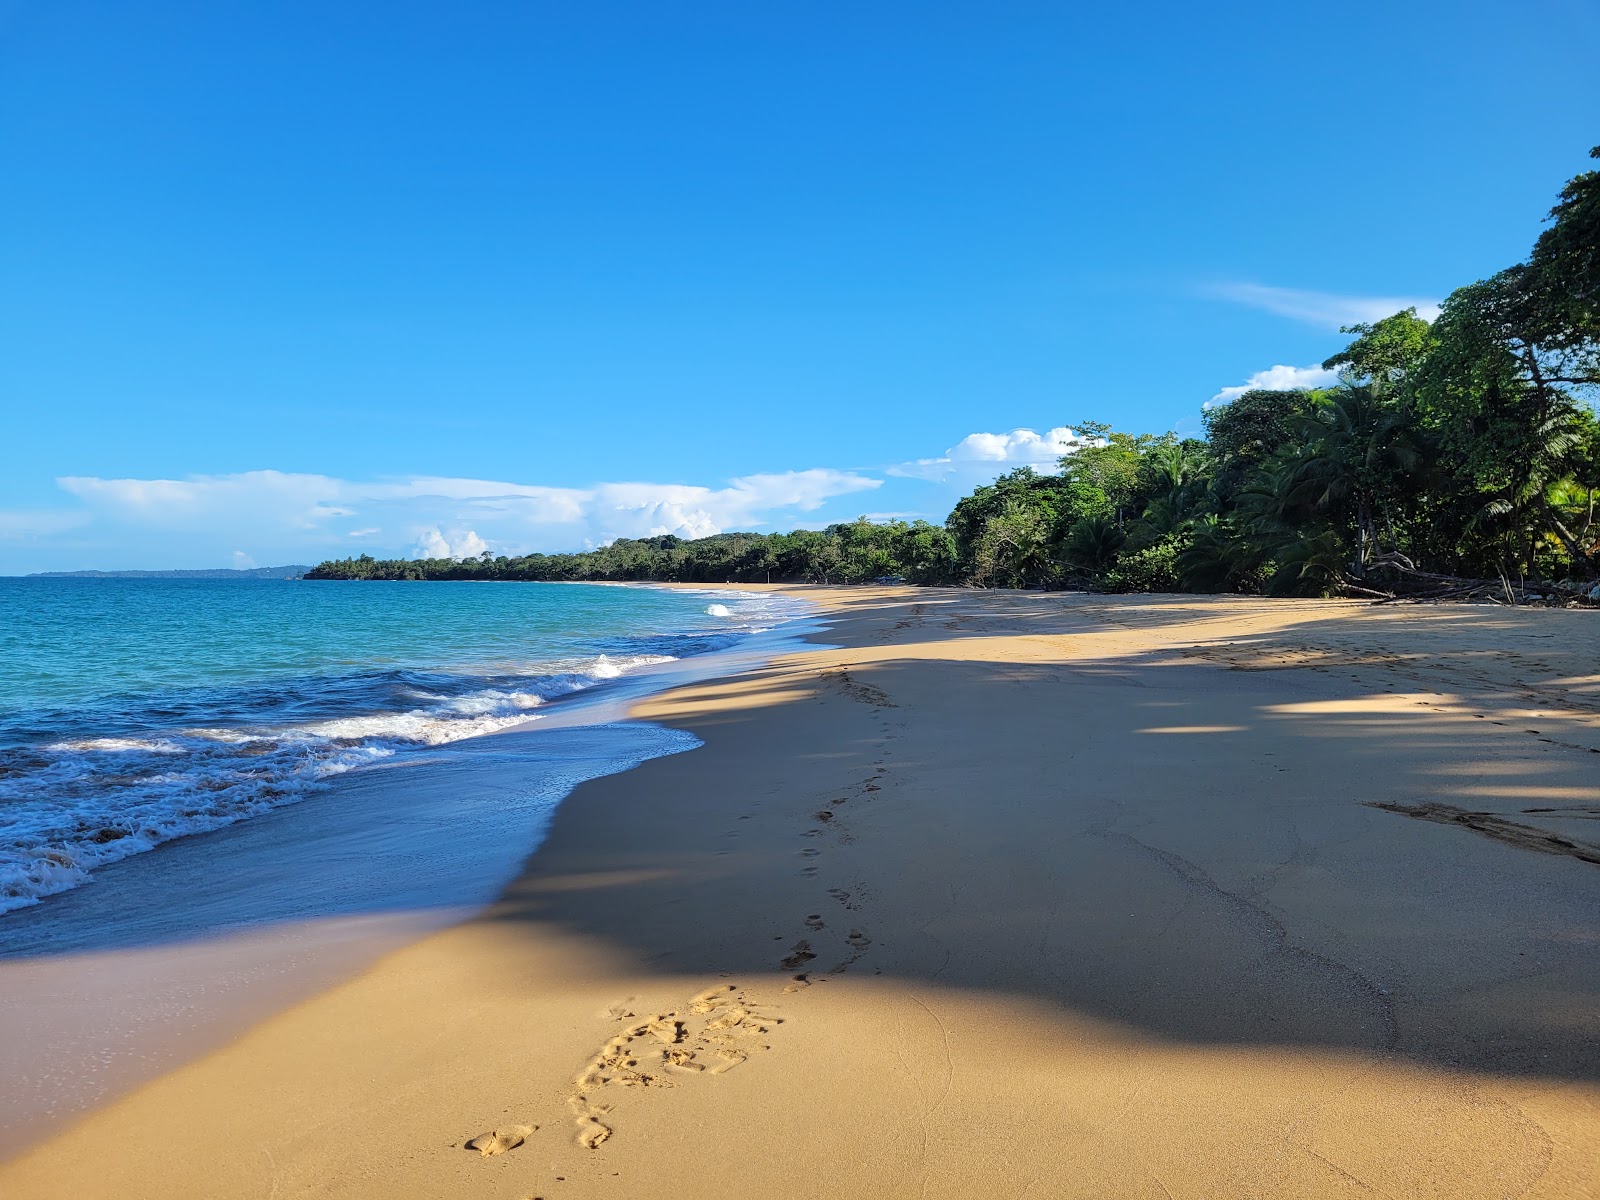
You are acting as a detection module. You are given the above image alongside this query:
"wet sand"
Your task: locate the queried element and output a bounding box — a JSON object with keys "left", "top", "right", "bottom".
{"left": 3, "top": 587, "right": 1597, "bottom": 1198}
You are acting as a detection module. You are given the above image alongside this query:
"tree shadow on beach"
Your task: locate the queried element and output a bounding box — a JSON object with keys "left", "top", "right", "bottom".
{"left": 7, "top": 587, "right": 1600, "bottom": 1094}
{"left": 467, "top": 591, "right": 1600, "bottom": 1090}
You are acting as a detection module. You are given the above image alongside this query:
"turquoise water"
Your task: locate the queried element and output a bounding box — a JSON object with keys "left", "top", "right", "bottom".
{"left": 0, "top": 578, "right": 800, "bottom": 913}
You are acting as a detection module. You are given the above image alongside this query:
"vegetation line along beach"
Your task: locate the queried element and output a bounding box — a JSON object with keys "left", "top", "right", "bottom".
{"left": 310, "top": 151, "right": 1599, "bottom": 604}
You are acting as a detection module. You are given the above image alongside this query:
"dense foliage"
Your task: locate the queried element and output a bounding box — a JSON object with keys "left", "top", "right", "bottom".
{"left": 310, "top": 150, "right": 1600, "bottom": 597}
{"left": 309, "top": 523, "right": 960, "bottom": 585}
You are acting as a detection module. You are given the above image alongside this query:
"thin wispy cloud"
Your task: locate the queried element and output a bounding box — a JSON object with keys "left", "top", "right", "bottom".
{"left": 0, "top": 510, "right": 91, "bottom": 540}
{"left": 1208, "top": 363, "right": 1341, "bottom": 406}
{"left": 1209, "top": 283, "right": 1441, "bottom": 330}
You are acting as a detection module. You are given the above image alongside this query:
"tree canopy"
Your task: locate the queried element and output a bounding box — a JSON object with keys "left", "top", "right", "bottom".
{"left": 310, "top": 149, "right": 1600, "bottom": 601}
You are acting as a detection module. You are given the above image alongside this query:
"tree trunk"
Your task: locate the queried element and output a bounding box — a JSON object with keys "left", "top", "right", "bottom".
{"left": 1541, "top": 502, "right": 1600, "bottom": 578}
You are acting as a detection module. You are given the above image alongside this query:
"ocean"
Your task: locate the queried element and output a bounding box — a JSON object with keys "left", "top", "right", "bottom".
{"left": 0, "top": 577, "right": 819, "bottom": 1146}
{"left": 0, "top": 577, "right": 807, "bottom": 917}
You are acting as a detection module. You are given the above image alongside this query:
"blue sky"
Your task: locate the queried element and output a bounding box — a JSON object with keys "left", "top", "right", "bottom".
{"left": 2, "top": 0, "right": 1598, "bottom": 571}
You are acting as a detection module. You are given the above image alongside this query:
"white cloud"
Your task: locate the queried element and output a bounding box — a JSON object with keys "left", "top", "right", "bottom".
{"left": 59, "top": 471, "right": 352, "bottom": 531}
{"left": 230, "top": 550, "right": 257, "bottom": 569}
{"left": 1209, "top": 363, "right": 1341, "bottom": 406}
{"left": 1209, "top": 283, "right": 1441, "bottom": 330}
{"left": 890, "top": 427, "right": 1086, "bottom": 482}
{"left": 48, "top": 466, "right": 882, "bottom": 561}
{"left": 411, "top": 527, "right": 489, "bottom": 559}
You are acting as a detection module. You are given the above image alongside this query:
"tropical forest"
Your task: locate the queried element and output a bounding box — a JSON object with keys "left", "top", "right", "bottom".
{"left": 310, "top": 149, "right": 1600, "bottom": 602}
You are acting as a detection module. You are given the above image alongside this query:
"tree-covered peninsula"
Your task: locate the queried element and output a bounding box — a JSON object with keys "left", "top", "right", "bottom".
{"left": 310, "top": 150, "right": 1600, "bottom": 601}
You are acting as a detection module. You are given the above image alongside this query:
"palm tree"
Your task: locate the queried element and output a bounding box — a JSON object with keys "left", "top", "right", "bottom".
{"left": 1060, "top": 514, "right": 1126, "bottom": 575}
{"left": 1285, "top": 387, "right": 1425, "bottom": 571}
{"left": 1175, "top": 515, "right": 1265, "bottom": 592}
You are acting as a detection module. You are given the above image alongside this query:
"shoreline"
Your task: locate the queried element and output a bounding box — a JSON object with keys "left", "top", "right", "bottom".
{"left": 0, "top": 588, "right": 825, "bottom": 1157}
{"left": 4, "top": 586, "right": 1599, "bottom": 1197}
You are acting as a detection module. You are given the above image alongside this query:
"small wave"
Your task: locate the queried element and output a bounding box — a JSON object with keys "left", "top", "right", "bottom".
{"left": 45, "top": 737, "right": 184, "bottom": 754}
{"left": 0, "top": 652, "right": 676, "bottom": 914}
{"left": 441, "top": 689, "right": 545, "bottom": 716}
{"left": 672, "top": 589, "right": 809, "bottom": 633}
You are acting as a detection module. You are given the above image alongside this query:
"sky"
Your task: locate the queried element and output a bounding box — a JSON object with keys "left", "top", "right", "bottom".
{"left": 2, "top": 0, "right": 1598, "bottom": 571}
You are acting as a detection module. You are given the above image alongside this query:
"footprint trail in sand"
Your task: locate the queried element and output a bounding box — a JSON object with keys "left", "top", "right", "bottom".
{"left": 562, "top": 661, "right": 897, "bottom": 1149}
{"left": 566, "top": 982, "right": 782, "bottom": 1148}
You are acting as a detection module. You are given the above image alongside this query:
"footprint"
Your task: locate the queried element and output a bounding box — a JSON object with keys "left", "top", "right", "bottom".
{"left": 781, "top": 941, "right": 817, "bottom": 970}
{"left": 577, "top": 1113, "right": 612, "bottom": 1150}
{"left": 565, "top": 982, "right": 781, "bottom": 1149}
{"left": 805, "top": 914, "right": 825, "bottom": 930}
{"left": 665, "top": 1047, "right": 704, "bottom": 1071}
{"left": 464, "top": 1124, "right": 535, "bottom": 1157}
{"left": 690, "top": 984, "right": 738, "bottom": 1014}
{"left": 782, "top": 973, "right": 813, "bottom": 994}
{"left": 828, "top": 886, "right": 865, "bottom": 911}
{"left": 708, "top": 1048, "right": 747, "bottom": 1074}
{"left": 569, "top": 1097, "right": 613, "bottom": 1149}
{"left": 706, "top": 1006, "right": 749, "bottom": 1031}
{"left": 830, "top": 928, "right": 873, "bottom": 973}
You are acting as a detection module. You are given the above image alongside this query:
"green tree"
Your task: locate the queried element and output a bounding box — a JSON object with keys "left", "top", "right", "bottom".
{"left": 1201, "top": 389, "right": 1323, "bottom": 502}
{"left": 1322, "top": 308, "right": 1434, "bottom": 395}
{"left": 1526, "top": 145, "right": 1600, "bottom": 348}
{"left": 1059, "top": 421, "right": 1176, "bottom": 514}
{"left": 1415, "top": 273, "right": 1598, "bottom": 576}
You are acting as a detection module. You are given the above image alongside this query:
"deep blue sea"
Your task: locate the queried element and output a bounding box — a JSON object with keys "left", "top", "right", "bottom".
{"left": 0, "top": 578, "right": 802, "bottom": 915}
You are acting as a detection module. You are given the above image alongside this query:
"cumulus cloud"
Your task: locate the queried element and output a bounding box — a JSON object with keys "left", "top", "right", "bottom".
{"left": 410, "top": 527, "right": 489, "bottom": 560}
{"left": 1209, "top": 363, "right": 1342, "bottom": 406}
{"left": 1209, "top": 283, "right": 1441, "bottom": 330}
{"left": 890, "top": 427, "right": 1086, "bottom": 482}
{"left": 49, "top": 466, "right": 882, "bottom": 562}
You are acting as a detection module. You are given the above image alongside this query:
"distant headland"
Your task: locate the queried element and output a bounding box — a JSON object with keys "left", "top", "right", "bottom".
{"left": 27, "top": 566, "right": 311, "bottom": 580}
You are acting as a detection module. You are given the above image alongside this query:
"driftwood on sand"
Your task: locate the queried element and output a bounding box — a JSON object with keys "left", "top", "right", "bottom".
{"left": 1349, "top": 554, "right": 1600, "bottom": 607}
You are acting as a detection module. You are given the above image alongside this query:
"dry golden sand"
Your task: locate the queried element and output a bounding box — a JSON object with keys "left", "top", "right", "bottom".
{"left": 4, "top": 587, "right": 1599, "bottom": 1199}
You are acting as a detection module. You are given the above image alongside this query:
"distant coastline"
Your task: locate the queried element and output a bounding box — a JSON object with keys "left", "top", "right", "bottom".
{"left": 26, "top": 566, "right": 311, "bottom": 580}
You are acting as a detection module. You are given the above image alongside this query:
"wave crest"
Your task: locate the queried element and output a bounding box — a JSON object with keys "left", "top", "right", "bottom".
{"left": 0, "top": 651, "right": 677, "bottom": 913}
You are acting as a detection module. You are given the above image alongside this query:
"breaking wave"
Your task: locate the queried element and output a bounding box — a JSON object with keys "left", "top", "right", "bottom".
{"left": 0, "top": 652, "right": 676, "bottom": 913}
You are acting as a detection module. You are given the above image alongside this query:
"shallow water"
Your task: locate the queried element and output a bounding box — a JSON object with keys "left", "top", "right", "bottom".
{"left": 0, "top": 577, "right": 802, "bottom": 912}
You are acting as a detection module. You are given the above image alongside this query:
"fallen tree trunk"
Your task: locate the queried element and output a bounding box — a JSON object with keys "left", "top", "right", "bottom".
{"left": 1349, "top": 561, "right": 1600, "bottom": 607}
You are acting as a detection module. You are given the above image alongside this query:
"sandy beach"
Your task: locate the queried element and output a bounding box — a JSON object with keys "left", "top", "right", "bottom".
{"left": 3, "top": 586, "right": 1598, "bottom": 1199}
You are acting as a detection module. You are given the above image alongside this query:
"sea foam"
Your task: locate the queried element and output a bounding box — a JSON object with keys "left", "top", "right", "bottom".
{"left": 0, "top": 652, "right": 674, "bottom": 913}
{"left": 0, "top": 583, "right": 810, "bottom": 915}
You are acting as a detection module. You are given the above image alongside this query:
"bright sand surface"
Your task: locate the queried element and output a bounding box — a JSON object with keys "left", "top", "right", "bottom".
{"left": 3, "top": 587, "right": 1598, "bottom": 1199}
